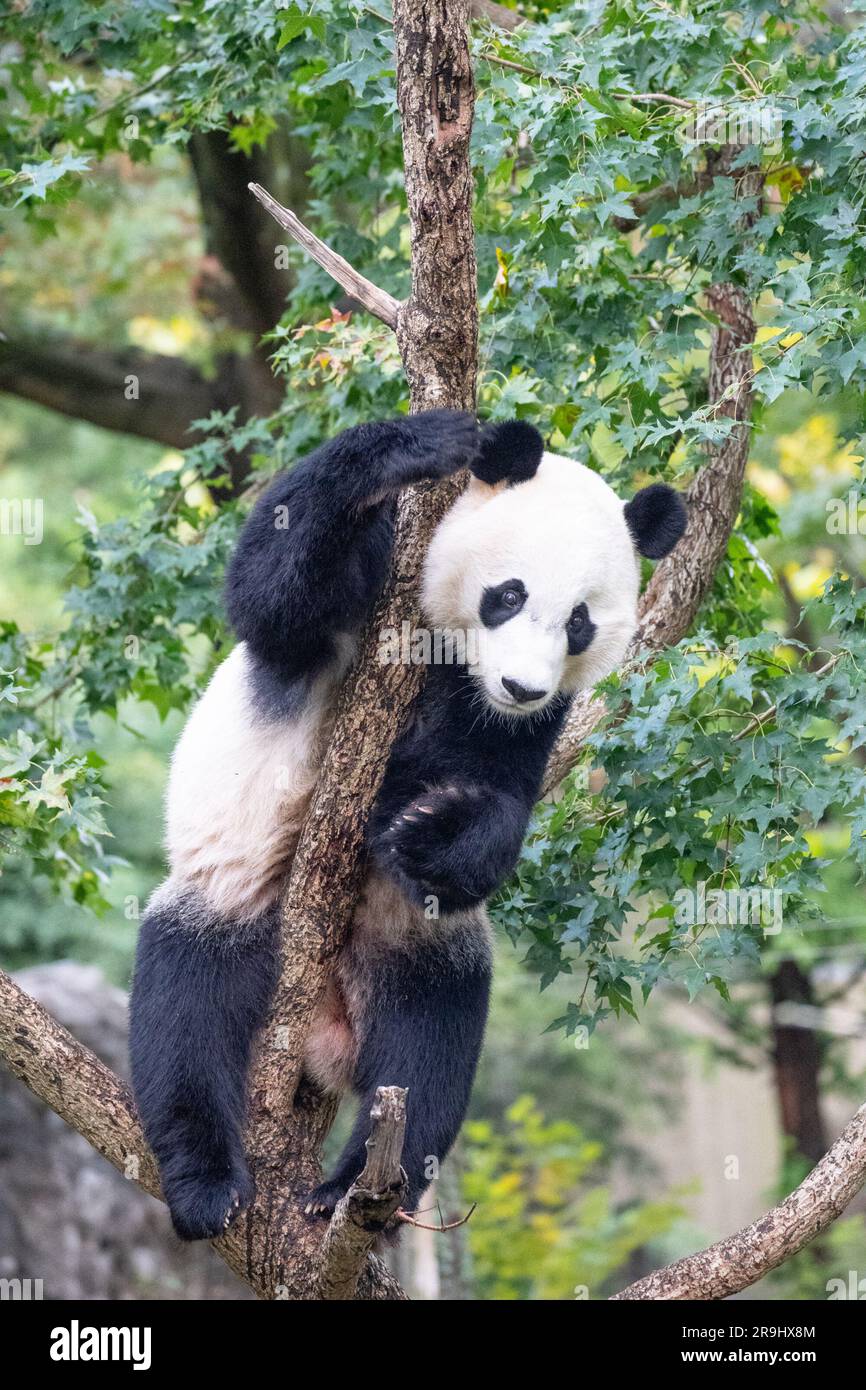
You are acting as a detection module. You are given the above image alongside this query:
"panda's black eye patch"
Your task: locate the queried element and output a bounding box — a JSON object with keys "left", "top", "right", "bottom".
{"left": 480, "top": 578, "right": 527, "bottom": 628}
{"left": 566, "top": 602, "right": 596, "bottom": 655}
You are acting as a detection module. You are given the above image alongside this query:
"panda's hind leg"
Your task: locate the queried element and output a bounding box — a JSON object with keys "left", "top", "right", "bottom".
{"left": 129, "top": 889, "right": 280, "bottom": 1241}
{"left": 308, "top": 921, "right": 491, "bottom": 1219}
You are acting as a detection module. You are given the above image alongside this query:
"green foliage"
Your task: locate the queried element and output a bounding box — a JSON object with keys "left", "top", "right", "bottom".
{"left": 477, "top": 942, "right": 684, "bottom": 1166}
{"left": 62, "top": 425, "right": 242, "bottom": 721}
{"left": 493, "top": 581, "right": 866, "bottom": 1030}
{"left": 0, "top": 632, "right": 116, "bottom": 914}
{"left": 1, "top": 1, "right": 865, "bottom": 1032}
{"left": 462, "top": 1095, "right": 684, "bottom": 1299}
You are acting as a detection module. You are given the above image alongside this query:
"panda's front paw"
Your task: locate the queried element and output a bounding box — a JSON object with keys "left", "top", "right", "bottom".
{"left": 375, "top": 785, "right": 489, "bottom": 911}
{"left": 304, "top": 1178, "right": 349, "bottom": 1219}
{"left": 162, "top": 1162, "right": 254, "bottom": 1242}
{"left": 392, "top": 410, "right": 480, "bottom": 486}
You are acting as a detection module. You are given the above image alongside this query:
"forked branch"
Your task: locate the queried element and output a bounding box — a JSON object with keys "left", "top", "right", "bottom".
{"left": 247, "top": 182, "right": 401, "bottom": 329}
{"left": 317, "top": 1086, "right": 409, "bottom": 1300}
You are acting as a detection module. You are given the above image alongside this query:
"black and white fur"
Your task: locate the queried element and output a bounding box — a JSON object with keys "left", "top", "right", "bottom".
{"left": 129, "top": 411, "right": 686, "bottom": 1241}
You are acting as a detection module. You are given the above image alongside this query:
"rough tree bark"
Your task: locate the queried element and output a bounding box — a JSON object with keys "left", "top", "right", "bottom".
{"left": 612, "top": 1102, "right": 866, "bottom": 1300}
{"left": 316, "top": 1087, "right": 408, "bottom": 1300}
{"left": 393, "top": 2, "right": 478, "bottom": 411}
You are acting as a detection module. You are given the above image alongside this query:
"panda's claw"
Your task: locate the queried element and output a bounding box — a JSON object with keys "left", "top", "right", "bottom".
{"left": 374, "top": 783, "right": 491, "bottom": 909}
{"left": 163, "top": 1168, "right": 254, "bottom": 1243}
{"left": 305, "top": 1178, "right": 349, "bottom": 1220}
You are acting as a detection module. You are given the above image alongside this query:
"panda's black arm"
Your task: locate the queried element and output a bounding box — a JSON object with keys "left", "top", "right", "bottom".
{"left": 370, "top": 676, "right": 572, "bottom": 913}
{"left": 224, "top": 411, "right": 479, "bottom": 679}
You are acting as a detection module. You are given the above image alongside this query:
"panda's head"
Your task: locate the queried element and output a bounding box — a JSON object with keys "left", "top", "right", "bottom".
{"left": 422, "top": 422, "right": 687, "bottom": 717}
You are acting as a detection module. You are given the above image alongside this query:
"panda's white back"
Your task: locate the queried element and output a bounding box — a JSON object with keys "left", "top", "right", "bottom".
{"left": 162, "top": 643, "right": 341, "bottom": 922}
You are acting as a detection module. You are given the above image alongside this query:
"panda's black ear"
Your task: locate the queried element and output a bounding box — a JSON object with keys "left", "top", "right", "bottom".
{"left": 624, "top": 483, "right": 687, "bottom": 559}
{"left": 473, "top": 420, "right": 544, "bottom": 487}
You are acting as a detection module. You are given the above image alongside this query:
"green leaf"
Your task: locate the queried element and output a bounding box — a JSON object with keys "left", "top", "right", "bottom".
{"left": 277, "top": 6, "right": 326, "bottom": 49}
{"left": 14, "top": 153, "right": 91, "bottom": 204}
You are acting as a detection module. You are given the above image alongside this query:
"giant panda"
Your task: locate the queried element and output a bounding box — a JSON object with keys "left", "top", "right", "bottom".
{"left": 129, "top": 410, "right": 686, "bottom": 1241}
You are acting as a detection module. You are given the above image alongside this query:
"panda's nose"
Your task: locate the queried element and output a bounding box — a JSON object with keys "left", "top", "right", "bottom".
{"left": 502, "top": 676, "right": 547, "bottom": 704}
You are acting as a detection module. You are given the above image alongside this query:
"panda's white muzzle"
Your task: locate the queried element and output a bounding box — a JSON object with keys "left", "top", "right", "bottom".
{"left": 473, "top": 615, "right": 566, "bottom": 715}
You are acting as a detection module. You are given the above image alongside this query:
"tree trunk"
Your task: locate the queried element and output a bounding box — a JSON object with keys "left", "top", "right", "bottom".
{"left": 0, "top": 132, "right": 296, "bottom": 451}
{"left": 770, "top": 959, "right": 828, "bottom": 1168}
{"left": 393, "top": 2, "right": 478, "bottom": 410}
{"left": 209, "top": 0, "right": 481, "bottom": 1299}
{"left": 188, "top": 129, "right": 299, "bottom": 337}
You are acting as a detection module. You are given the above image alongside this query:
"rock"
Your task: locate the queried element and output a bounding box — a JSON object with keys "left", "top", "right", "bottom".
{"left": 0, "top": 961, "right": 253, "bottom": 1300}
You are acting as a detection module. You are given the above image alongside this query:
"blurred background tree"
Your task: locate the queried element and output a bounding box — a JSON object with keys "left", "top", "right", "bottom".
{"left": 1, "top": 0, "right": 864, "bottom": 1298}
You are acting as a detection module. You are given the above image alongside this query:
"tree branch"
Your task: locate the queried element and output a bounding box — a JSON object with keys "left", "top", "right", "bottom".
{"left": 0, "top": 136, "right": 300, "bottom": 447}
{"left": 0, "top": 969, "right": 160, "bottom": 1199}
{"left": 246, "top": 0, "right": 477, "bottom": 1107}
{"left": 613, "top": 1101, "right": 866, "bottom": 1299}
{"left": 189, "top": 129, "right": 300, "bottom": 337}
{"left": 0, "top": 965, "right": 406, "bottom": 1300}
{"left": 542, "top": 162, "right": 762, "bottom": 793}
{"left": 247, "top": 183, "right": 401, "bottom": 329}
{"left": 393, "top": 2, "right": 478, "bottom": 410}
{"left": 0, "top": 332, "right": 220, "bottom": 449}
{"left": 317, "top": 1086, "right": 408, "bottom": 1300}
{"left": 217, "top": 0, "right": 480, "bottom": 1299}
{"left": 610, "top": 174, "right": 712, "bottom": 232}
